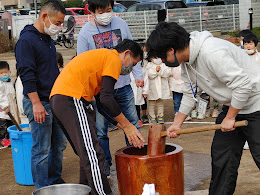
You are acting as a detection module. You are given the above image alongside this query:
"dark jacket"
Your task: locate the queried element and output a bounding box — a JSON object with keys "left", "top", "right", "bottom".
{"left": 15, "top": 25, "right": 59, "bottom": 99}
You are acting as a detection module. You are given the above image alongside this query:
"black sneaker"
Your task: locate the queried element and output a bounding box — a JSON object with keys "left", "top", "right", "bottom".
{"left": 51, "top": 178, "right": 66, "bottom": 185}
{"left": 104, "top": 161, "right": 111, "bottom": 179}
{"left": 141, "top": 115, "right": 149, "bottom": 124}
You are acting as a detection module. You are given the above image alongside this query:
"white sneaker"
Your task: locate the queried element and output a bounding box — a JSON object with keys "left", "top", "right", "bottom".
{"left": 243, "top": 141, "right": 249, "bottom": 150}
{"left": 212, "top": 109, "right": 219, "bottom": 118}
{"left": 185, "top": 116, "right": 192, "bottom": 121}
{"left": 191, "top": 110, "right": 197, "bottom": 119}
{"left": 197, "top": 112, "right": 205, "bottom": 120}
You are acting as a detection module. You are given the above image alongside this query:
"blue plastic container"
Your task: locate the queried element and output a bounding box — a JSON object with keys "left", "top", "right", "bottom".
{"left": 7, "top": 124, "right": 34, "bottom": 185}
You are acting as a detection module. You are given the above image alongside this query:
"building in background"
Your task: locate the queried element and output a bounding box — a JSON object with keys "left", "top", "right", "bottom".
{"left": 0, "top": 0, "right": 41, "bottom": 10}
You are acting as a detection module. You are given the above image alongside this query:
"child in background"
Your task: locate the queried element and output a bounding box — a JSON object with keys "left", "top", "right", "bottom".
{"left": 238, "top": 29, "right": 252, "bottom": 49}
{"left": 130, "top": 46, "right": 150, "bottom": 126}
{"left": 0, "top": 61, "right": 16, "bottom": 147}
{"left": 130, "top": 69, "right": 146, "bottom": 127}
{"left": 56, "top": 52, "right": 64, "bottom": 71}
{"left": 146, "top": 57, "right": 171, "bottom": 123}
{"left": 242, "top": 33, "right": 260, "bottom": 150}
{"left": 243, "top": 33, "right": 260, "bottom": 64}
{"left": 15, "top": 74, "right": 29, "bottom": 124}
{"left": 140, "top": 45, "right": 149, "bottom": 124}
{"left": 169, "top": 66, "right": 191, "bottom": 120}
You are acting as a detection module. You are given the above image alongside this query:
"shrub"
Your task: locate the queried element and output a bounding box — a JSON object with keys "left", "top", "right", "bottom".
{"left": 0, "top": 33, "right": 10, "bottom": 53}
{"left": 227, "top": 27, "right": 260, "bottom": 40}
{"left": 227, "top": 30, "right": 239, "bottom": 37}
{"left": 65, "top": 0, "right": 84, "bottom": 8}
{"left": 252, "top": 27, "right": 260, "bottom": 41}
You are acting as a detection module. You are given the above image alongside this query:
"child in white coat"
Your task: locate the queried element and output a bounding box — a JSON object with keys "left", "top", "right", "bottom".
{"left": 0, "top": 61, "right": 16, "bottom": 147}
{"left": 146, "top": 58, "right": 171, "bottom": 123}
{"left": 243, "top": 33, "right": 260, "bottom": 64}
{"left": 130, "top": 54, "right": 149, "bottom": 126}
{"left": 169, "top": 66, "right": 192, "bottom": 121}
{"left": 169, "top": 66, "right": 183, "bottom": 116}
{"left": 242, "top": 33, "right": 260, "bottom": 150}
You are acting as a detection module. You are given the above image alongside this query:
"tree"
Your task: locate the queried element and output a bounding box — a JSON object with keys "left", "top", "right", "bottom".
{"left": 40, "top": 0, "right": 65, "bottom": 7}
{"left": 65, "top": 0, "right": 84, "bottom": 8}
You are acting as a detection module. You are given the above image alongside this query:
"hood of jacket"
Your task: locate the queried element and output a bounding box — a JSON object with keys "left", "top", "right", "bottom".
{"left": 189, "top": 31, "right": 213, "bottom": 65}
{"left": 19, "top": 25, "right": 52, "bottom": 44}
{"left": 20, "top": 25, "right": 41, "bottom": 37}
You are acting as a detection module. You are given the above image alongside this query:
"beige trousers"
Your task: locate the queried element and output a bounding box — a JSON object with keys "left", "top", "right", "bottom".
{"left": 147, "top": 99, "right": 164, "bottom": 118}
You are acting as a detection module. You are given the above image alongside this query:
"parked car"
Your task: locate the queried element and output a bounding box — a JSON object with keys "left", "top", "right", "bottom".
{"left": 126, "top": 0, "right": 187, "bottom": 12}
{"left": 84, "top": 2, "right": 127, "bottom": 15}
{"left": 186, "top": 1, "right": 225, "bottom": 7}
{"left": 116, "top": 0, "right": 148, "bottom": 8}
{"left": 29, "top": 10, "right": 40, "bottom": 15}
{"left": 6, "top": 9, "right": 17, "bottom": 16}
{"left": 206, "top": 1, "right": 225, "bottom": 6}
{"left": 66, "top": 8, "right": 85, "bottom": 16}
{"left": 186, "top": 2, "right": 208, "bottom": 7}
{"left": 19, "top": 8, "right": 31, "bottom": 15}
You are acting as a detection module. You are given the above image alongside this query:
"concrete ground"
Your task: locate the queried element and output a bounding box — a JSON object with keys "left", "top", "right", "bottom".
{"left": 0, "top": 42, "right": 259, "bottom": 195}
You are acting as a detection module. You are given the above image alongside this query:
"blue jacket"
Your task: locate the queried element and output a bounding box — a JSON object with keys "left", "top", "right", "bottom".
{"left": 15, "top": 25, "right": 59, "bottom": 99}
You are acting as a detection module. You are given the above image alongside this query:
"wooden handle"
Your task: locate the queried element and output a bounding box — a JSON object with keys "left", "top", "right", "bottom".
{"left": 161, "top": 120, "right": 248, "bottom": 137}
{"left": 7, "top": 111, "right": 23, "bottom": 131}
{"left": 9, "top": 93, "right": 20, "bottom": 124}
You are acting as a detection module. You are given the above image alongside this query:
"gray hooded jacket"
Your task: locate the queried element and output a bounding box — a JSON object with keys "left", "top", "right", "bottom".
{"left": 179, "top": 31, "right": 260, "bottom": 115}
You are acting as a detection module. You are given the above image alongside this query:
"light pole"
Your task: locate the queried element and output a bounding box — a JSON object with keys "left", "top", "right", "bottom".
{"left": 34, "top": 0, "right": 37, "bottom": 19}
{"left": 248, "top": 8, "right": 253, "bottom": 30}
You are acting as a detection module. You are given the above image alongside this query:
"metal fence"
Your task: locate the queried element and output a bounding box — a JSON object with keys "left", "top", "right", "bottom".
{"left": 167, "top": 5, "right": 239, "bottom": 32}
{"left": 0, "top": 19, "right": 8, "bottom": 35}
{"left": 12, "top": 3, "right": 260, "bottom": 41}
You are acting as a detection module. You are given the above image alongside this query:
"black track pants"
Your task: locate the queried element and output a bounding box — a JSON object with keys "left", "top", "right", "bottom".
{"left": 50, "top": 95, "right": 112, "bottom": 195}
{"left": 209, "top": 106, "right": 260, "bottom": 195}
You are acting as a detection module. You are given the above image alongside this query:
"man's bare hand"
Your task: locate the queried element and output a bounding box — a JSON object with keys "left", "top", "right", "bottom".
{"left": 33, "top": 102, "right": 49, "bottom": 123}
{"left": 167, "top": 124, "right": 181, "bottom": 138}
{"left": 123, "top": 123, "right": 145, "bottom": 148}
{"left": 221, "top": 117, "right": 235, "bottom": 132}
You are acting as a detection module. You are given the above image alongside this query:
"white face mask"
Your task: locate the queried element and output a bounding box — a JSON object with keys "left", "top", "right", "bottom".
{"left": 240, "top": 41, "right": 244, "bottom": 47}
{"left": 153, "top": 58, "right": 162, "bottom": 65}
{"left": 143, "top": 52, "right": 148, "bottom": 59}
{"left": 95, "top": 12, "right": 113, "bottom": 26}
{"left": 244, "top": 49, "right": 256, "bottom": 55}
{"left": 44, "top": 16, "right": 62, "bottom": 36}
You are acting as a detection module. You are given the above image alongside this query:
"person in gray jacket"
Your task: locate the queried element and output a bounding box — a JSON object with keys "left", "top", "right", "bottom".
{"left": 146, "top": 22, "right": 260, "bottom": 195}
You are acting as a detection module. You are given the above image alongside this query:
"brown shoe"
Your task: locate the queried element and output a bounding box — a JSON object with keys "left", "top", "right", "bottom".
{"left": 205, "top": 110, "right": 211, "bottom": 118}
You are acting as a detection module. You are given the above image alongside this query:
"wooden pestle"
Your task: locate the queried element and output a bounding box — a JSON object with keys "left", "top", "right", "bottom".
{"left": 147, "top": 120, "right": 248, "bottom": 156}
{"left": 160, "top": 120, "right": 248, "bottom": 137}
{"left": 147, "top": 124, "right": 166, "bottom": 155}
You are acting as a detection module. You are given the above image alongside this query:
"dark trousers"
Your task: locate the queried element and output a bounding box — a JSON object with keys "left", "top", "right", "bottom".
{"left": 209, "top": 106, "right": 260, "bottom": 195}
{"left": 0, "top": 119, "right": 13, "bottom": 139}
{"left": 135, "top": 99, "right": 147, "bottom": 120}
{"left": 50, "top": 95, "right": 112, "bottom": 195}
